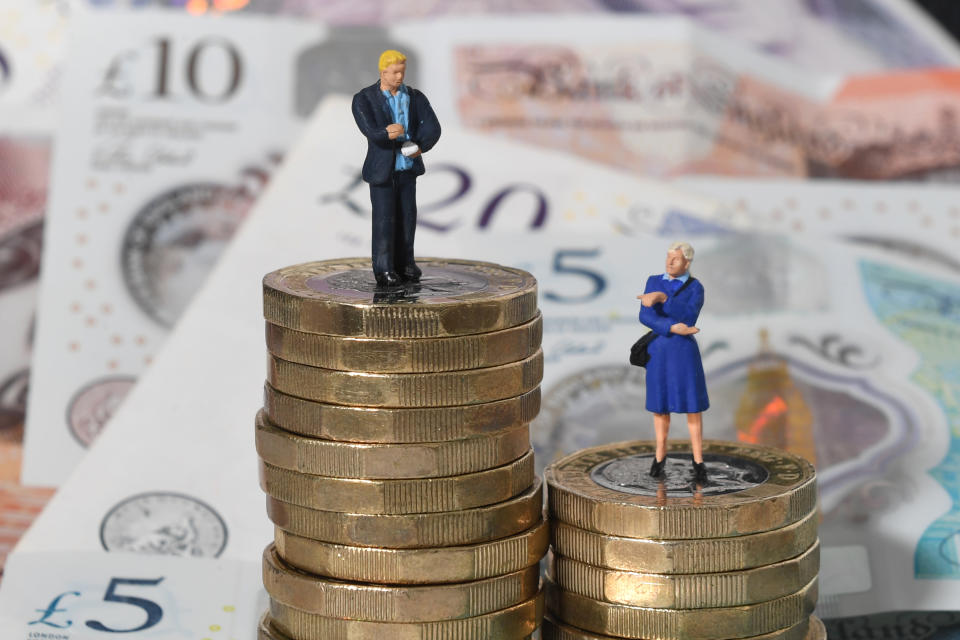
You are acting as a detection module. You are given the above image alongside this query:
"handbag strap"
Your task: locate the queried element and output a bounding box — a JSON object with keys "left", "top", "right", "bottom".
{"left": 672, "top": 276, "right": 696, "bottom": 296}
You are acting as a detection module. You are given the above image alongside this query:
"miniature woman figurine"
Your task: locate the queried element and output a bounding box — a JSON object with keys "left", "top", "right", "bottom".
{"left": 637, "top": 241, "right": 710, "bottom": 483}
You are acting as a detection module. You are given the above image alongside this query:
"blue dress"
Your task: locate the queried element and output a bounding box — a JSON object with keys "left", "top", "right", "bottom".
{"left": 639, "top": 274, "right": 710, "bottom": 414}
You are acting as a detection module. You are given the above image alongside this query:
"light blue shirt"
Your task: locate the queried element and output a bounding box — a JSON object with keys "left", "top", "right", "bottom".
{"left": 382, "top": 84, "right": 413, "bottom": 172}
{"left": 661, "top": 271, "right": 690, "bottom": 285}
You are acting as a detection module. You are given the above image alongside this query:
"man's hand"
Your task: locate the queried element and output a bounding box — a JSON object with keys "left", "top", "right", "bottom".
{"left": 637, "top": 291, "right": 667, "bottom": 307}
{"left": 670, "top": 323, "right": 699, "bottom": 335}
{"left": 386, "top": 123, "right": 405, "bottom": 139}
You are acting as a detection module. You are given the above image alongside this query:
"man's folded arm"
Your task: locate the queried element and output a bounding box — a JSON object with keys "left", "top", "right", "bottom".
{"left": 352, "top": 94, "right": 394, "bottom": 148}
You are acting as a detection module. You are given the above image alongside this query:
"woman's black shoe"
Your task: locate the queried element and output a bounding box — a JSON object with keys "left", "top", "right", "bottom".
{"left": 692, "top": 461, "right": 708, "bottom": 484}
{"left": 649, "top": 456, "right": 666, "bottom": 478}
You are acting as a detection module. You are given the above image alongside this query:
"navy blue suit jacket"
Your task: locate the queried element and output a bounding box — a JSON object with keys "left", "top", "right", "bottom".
{"left": 351, "top": 81, "right": 441, "bottom": 186}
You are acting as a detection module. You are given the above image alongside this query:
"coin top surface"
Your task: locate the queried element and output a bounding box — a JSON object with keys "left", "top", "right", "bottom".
{"left": 590, "top": 451, "right": 769, "bottom": 497}
{"left": 263, "top": 258, "right": 538, "bottom": 338}
{"left": 546, "top": 440, "right": 817, "bottom": 539}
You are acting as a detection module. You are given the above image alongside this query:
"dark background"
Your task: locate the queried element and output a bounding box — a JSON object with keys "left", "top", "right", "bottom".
{"left": 916, "top": 0, "right": 960, "bottom": 42}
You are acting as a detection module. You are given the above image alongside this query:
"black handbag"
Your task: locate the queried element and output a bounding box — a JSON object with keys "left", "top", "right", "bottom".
{"left": 629, "top": 277, "right": 696, "bottom": 368}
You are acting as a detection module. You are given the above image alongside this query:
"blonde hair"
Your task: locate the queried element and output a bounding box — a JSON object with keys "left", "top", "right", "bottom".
{"left": 378, "top": 50, "right": 407, "bottom": 72}
{"left": 668, "top": 241, "right": 694, "bottom": 262}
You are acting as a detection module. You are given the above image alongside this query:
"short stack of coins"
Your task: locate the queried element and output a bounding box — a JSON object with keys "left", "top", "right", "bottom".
{"left": 255, "top": 258, "right": 548, "bottom": 640}
{"left": 543, "top": 440, "right": 827, "bottom": 640}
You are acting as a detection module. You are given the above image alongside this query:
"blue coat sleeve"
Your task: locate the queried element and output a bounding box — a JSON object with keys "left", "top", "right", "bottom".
{"left": 351, "top": 92, "right": 395, "bottom": 149}
{"left": 639, "top": 277, "right": 674, "bottom": 337}
{"left": 662, "top": 280, "right": 704, "bottom": 326}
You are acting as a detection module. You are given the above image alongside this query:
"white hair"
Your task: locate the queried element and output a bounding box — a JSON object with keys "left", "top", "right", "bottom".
{"left": 668, "top": 241, "right": 694, "bottom": 262}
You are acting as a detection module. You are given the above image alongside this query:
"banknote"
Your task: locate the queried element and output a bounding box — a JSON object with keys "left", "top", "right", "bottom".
{"left": 4, "top": 96, "right": 960, "bottom": 633}
{"left": 824, "top": 610, "right": 960, "bottom": 639}
{"left": 0, "top": 136, "right": 52, "bottom": 573}
{"left": 19, "top": 10, "right": 430, "bottom": 486}
{"left": 0, "top": 0, "right": 69, "bottom": 134}
{"left": 0, "top": 137, "right": 47, "bottom": 434}
{"left": 0, "top": 96, "right": 746, "bottom": 637}
{"left": 0, "top": 0, "right": 79, "bottom": 426}
{"left": 0, "top": 483, "right": 54, "bottom": 574}
{"left": 93, "top": 0, "right": 960, "bottom": 74}
{"left": 678, "top": 177, "right": 960, "bottom": 279}
{"left": 0, "top": 0, "right": 69, "bottom": 574}
{"left": 677, "top": 179, "right": 960, "bottom": 600}
{"left": 627, "top": 0, "right": 960, "bottom": 72}
{"left": 387, "top": 15, "right": 960, "bottom": 182}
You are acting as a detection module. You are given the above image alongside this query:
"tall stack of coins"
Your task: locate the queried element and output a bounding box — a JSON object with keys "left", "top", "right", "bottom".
{"left": 543, "top": 440, "right": 826, "bottom": 640}
{"left": 255, "top": 258, "right": 548, "bottom": 640}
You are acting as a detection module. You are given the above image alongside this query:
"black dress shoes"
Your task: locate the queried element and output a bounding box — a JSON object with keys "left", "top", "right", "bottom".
{"left": 375, "top": 271, "right": 402, "bottom": 288}
{"left": 649, "top": 456, "right": 666, "bottom": 478}
{"left": 402, "top": 263, "right": 422, "bottom": 283}
{"left": 692, "top": 461, "right": 709, "bottom": 485}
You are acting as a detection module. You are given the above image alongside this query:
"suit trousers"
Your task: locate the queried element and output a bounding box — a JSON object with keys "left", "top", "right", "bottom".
{"left": 369, "top": 170, "right": 417, "bottom": 276}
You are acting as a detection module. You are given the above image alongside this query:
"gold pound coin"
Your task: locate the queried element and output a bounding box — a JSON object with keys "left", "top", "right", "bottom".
{"left": 264, "top": 545, "right": 540, "bottom": 621}
{"left": 548, "top": 540, "right": 820, "bottom": 608}
{"left": 265, "top": 313, "right": 542, "bottom": 372}
{"left": 267, "top": 350, "right": 542, "bottom": 407}
{"left": 257, "top": 611, "right": 290, "bottom": 640}
{"left": 258, "top": 613, "right": 535, "bottom": 640}
{"left": 269, "top": 593, "right": 542, "bottom": 640}
{"left": 808, "top": 616, "right": 826, "bottom": 640}
{"left": 256, "top": 411, "right": 531, "bottom": 479}
{"left": 541, "top": 615, "right": 812, "bottom": 640}
{"left": 546, "top": 440, "right": 817, "bottom": 539}
{"left": 263, "top": 383, "right": 540, "bottom": 443}
{"left": 259, "top": 448, "right": 534, "bottom": 514}
{"left": 545, "top": 577, "right": 818, "bottom": 640}
{"left": 263, "top": 258, "right": 538, "bottom": 338}
{"left": 550, "top": 510, "right": 819, "bottom": 574}
{"left": 258, "top": 614, "right": 287, "bottom": 640}
{"left": 274, "top": 519, "right": 548, "bottom": 584}
{"left": 266, "top": 477, "right": 543, "bottom": 548}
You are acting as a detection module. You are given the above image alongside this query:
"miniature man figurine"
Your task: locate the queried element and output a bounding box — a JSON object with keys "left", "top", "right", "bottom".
{"left": 637, "top": 241, "right": 710, "bottom": 484}
{"left": 352, "top": 50, "right": 441, "bottom": 289}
